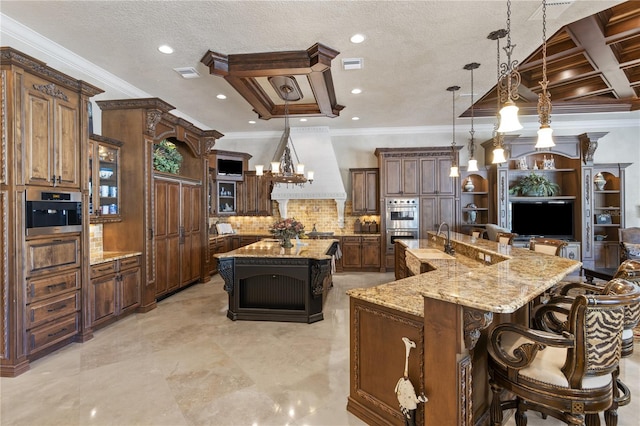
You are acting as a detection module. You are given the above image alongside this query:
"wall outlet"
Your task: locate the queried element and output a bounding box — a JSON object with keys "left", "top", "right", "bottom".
{"left": 477, "top": 252, "right": 484, "bottom": 261}
{"left": 485, "top": 254, "right": 492, "bottom": 264}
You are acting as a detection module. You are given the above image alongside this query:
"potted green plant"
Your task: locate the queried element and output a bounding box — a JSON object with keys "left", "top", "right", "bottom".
{"left": 153, "top": 139, "right": 183, "bottom": 174}
{"left": 509, "top": 172, "right": 560, "bottom": 197}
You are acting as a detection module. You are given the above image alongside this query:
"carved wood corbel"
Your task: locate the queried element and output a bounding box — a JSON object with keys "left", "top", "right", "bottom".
{"left": 218, "top": 258, "right": 234, "bottom": 294}
{"left": 463, "top": 308, "right": 493, "bottom": 350}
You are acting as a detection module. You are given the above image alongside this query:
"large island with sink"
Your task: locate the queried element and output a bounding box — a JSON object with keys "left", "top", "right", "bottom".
{"left": 215, "top": 239, "right": 339, "bottom": 323}
{"left": 346, "top": 232, "right": 581, "bottom": 426}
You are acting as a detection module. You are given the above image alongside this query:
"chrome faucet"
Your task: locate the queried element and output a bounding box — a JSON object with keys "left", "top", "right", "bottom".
{"left": 437, "top": 222, "right": 455, "bottom": 255}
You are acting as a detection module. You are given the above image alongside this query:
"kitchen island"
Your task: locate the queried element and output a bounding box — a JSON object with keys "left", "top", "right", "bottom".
{"left": 215, "top": 239, "right": 339, "bottom": 323}
{"left": 347, "top": 232, "right": 581, "bottom": 426}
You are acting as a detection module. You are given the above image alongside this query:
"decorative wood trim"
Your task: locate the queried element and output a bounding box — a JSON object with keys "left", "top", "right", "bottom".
{"left": 218, "top": 258, "right": 234, "bottom": 293}
{"left": 463, "top": 308, "right": 493, "bottom": 350}
{"left": 1, "top": 191, "right": 7, "bottom": 358}
{"left": 200, "top": 43, "right": 344, "bottom": 120}
{"left": 1, "top": 70, "right": 6, "bottom": 185}
{"left": 32, "top": 83, "right": 68, "bottom": 101}
{"left": 310, "top": 260, "right": 331, "bottom": 298}
{"left": 458, "top": 356, "right": 473, "bottom": 426}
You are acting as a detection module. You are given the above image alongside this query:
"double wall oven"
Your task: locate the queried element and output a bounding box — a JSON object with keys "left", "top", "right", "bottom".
{"left": 385, "top": 197, "right": 419, "bottom": 253}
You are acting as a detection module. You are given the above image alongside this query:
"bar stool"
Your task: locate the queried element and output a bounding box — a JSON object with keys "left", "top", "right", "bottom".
{"left": 529, "top": 237, "right": 567, "bottom": 256}
{"left": 496, "top": 232, "right": 517, "bottom": 245}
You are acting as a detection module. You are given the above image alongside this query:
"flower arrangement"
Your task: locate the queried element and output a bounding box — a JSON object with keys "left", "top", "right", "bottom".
{"left": 270, "top": 218, "right": 305, "bottom": 247}
{"left": 153, "top": 139, "right": 183, "bottom": 174}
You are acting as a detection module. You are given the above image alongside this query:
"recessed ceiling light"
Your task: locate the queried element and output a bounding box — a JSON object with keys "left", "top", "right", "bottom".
{"left": 216, "top": 94, "right": 227, "bottom": 100}
{"left": 299, "top": 118, "right": 307, "bottom": 122}
{"left": 352, "top": 117, "right": 360, "bottom": 121}
{"left": 158, "top": 44, "right": 174, "bottom": 54}
{"left": 351, "top": 88, "right": 362, "bottom": 94}
{"left": 350, "top": 34, "right": 365, "bottom": 44}
{"left": 248, "top": 120, "right": 256, "bottom": 124}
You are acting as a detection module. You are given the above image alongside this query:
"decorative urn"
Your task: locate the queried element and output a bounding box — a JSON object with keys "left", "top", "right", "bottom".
{"left": 594, "top": 172, "right": 606, "bottom": 191}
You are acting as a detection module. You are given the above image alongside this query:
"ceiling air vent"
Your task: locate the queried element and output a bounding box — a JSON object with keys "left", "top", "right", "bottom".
{"left": 342, "top": 58, "right": 363, "bottom": 70}
{"left": 173, "top": 67, "right": 200, "bottom": 79}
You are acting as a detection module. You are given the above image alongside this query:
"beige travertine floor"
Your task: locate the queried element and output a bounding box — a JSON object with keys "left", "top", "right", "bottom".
{"left": 1, "top": 272, "right": 638, "bottom": 426}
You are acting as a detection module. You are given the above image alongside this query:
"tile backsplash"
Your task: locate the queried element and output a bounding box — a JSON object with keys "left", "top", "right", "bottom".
{"left": 89, "top": 224, "right": 104, "bottom": 253}
{"left": 210, "top": 200, "right": 380, "bottom": 235}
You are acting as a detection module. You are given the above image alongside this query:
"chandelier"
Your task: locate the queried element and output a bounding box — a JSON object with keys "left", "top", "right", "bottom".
{"left": 488, "top": 29, "right": 508, "bottom": 164}
{"left": 255, "top": 76, "right": 313, "bottom": 187}
{"left": 464, "top": 62, "right": 480, "bottom": 172}
{"left": 497, "top": 0, "right": 523, "bottom": 133}
{"left": 447, "top": 85, "right": 461, "bottom": 178}
{"left": 535, "top": 0, "right": 555, "bottom": 149}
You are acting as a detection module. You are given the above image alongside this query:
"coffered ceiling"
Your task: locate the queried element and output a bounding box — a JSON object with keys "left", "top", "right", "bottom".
{"left": 1, "top": 1, "right": 637, "bottom": 134}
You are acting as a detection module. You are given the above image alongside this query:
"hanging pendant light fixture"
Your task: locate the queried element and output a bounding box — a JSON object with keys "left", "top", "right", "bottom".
{"left": 535, "top": 0, "right": 555, "bottom": 149}
{"left": 447, "top": 85, "right": 461, "bottom": 178}
{"left": 497, "top": 0, "right": 523, "bottom": 133}
{"left": 488, "top": 29, "right": 508, "bottom": 164}
{"left": 464, "top": 62, "right": 480, "bottom": 172}
{"left": 255, "top": 76, "right": 313, "bottom": 187}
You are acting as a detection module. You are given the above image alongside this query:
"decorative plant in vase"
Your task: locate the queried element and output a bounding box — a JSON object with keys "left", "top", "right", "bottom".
{"left": 153, "top": 139, "right": 183, "bottom": 174}
{"left": 270, "top": 217, "right": 305, "bottom": 248}
{"left": 509, "top": 172, "right": 560, "bottom": 197}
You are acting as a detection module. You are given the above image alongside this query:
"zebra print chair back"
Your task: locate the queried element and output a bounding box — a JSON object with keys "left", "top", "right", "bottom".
{"left": 488, "top": 281, "right": 640, "bottom": 425}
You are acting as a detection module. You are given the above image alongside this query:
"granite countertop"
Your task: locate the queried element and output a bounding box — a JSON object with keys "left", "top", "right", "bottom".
{"left": 214, "top": 239, "right": 338, "bottom": 260}
{"left": 90, "top": 251, "right": 142, "bottom": 265}
{"left": 347, "top": 231, "right": 581, "bottom": 317}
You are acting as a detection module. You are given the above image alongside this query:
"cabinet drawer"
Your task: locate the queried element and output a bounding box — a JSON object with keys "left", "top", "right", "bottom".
{"left": 361, "top": 236, "right": 380, "bottom": 244}
{"left": 27, "top": 291, "right": 80, "bottom": 329}
{"left": 26, "top": 236, "right": 80, "bottom": 276}
{"left": 91, "top": 261, "right": 116, "bottom": 278}
{"left": 342, "top": 236, "right": 362, "bottom": 243}
{"left": 119, "top": 256, "right": 140, "bottom": 271}
{"left": 27, "top": 312, "right": 79, "bottom": 355}
{"left": 27, "top": 269, "right": 80, "bottom": 302}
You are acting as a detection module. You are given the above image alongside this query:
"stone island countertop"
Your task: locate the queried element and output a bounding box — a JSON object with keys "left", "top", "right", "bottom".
{"left": 347, "top": 231, "right": 581, "bottom": 317}
{"left": 214, "top": 239, "right": 338, "bottom": 260}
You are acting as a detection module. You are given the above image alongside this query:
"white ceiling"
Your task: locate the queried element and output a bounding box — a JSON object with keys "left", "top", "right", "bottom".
{"left": 0, "top": 0, "right": 630, "bottom": 135}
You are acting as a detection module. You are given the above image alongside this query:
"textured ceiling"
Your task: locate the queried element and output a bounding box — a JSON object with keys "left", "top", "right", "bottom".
{"left": 1, "top": 0, "right": 635, "bottom": 134}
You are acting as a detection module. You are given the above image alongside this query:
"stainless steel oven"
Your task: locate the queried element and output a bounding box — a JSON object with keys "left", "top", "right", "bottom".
{"left": 385, "top": 198, "right": 419, "bottom": 230}
{"left": 25, "top": 189, "right": 82, "bottom": 236}
{"left": 386, "top": 229, "right": 419, "bottom": 254}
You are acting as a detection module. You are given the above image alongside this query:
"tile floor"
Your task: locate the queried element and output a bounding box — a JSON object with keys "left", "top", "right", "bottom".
{"left": 1, "top": 272, "right": 638, "bottom": 426}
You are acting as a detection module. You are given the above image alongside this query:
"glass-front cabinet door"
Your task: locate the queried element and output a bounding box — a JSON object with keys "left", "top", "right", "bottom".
{"left": 89, "top": 135, "right": 123, "bottom": 222}
{"left": 216, "top": 181, "right": 236, "bottom": 215}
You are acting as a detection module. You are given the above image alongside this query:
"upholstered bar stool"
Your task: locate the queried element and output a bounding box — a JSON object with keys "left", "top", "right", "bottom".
{"left": 619, "top": 227, "right": 640, "bottom": 262}
{"left": 470, "top": 227, "right": 486, "bottom": 239}
{"left": 529, "top": 237, "right": 567, "bottom": 256}
{"left": 496, "top": 232, "right": 517, "bottom": 245}
{"left": 490, "top": 281, "right": 640, "bottom": 426}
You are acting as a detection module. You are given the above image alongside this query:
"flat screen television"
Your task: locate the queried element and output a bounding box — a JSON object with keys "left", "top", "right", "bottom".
{"left": 510, "top": 201, "right": 574, "bottom": 239}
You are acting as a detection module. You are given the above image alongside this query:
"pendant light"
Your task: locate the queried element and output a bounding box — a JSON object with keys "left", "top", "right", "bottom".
{"left": 488, "top": 29, "right": 508, "bottom": 164}
{"left": 497, "top": 0, "right": 523, "bottom": 133}
{"left": 535, "top": 0, "right": 555, "bottom": 149}
{"left": 464, "top": 62, "right": 480, "bottom": 172}
{"left": 447, "top": 85, "right": 461, "bottom": 178}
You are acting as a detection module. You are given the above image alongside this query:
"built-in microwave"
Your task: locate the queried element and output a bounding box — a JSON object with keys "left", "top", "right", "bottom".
{"left": 25, "top": 189, "right": 82, "bottom": 236}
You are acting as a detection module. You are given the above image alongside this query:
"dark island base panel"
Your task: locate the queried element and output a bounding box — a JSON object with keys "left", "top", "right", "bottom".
{"left": 219, "top": 256, "right": 332, "bottom": 324}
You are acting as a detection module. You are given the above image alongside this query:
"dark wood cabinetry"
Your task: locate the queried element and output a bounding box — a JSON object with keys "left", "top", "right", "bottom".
{"left": 1, "top": 48, "right": 102, "bottom": 377}
{"left": 350, "top": 168, "right": 379, "bottom": 215}
{"left": 89, "top": 134, "right": 123, "bottom": 222}
{"left": 341, "top": 235, "right": 381, "bottom": 271}
{"left": 208, "top": 150, "right": 251, "bottom": 216}
{"left": 154, "top": 176, "right": 202, "bottom": 297}
{"left": 89, "top": 255, "right": 141, "bottom": 328}
{"left": 379, "top": 156, "right": 419, "bottom": 197}
{"left": 238, "top": 171, "right": 272, "bottom": 216}
{"left": 459, "top": 169, "right": 490, "bottom": 233}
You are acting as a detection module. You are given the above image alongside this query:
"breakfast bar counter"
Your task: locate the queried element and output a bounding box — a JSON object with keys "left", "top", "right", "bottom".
{"left": 215, "top": 239, "right": 339, "bottom": 323}
{"left": 346, "top": 232, "right": 581, "bottom": 426}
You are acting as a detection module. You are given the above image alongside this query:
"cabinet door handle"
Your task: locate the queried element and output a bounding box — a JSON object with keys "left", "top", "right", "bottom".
{"left": 47, "top": 303, "right": 67, "bottom": 313}
{"left": 57, "top": 176, "right": 62, "bottom": 184}
{"left": 48, "top": 327, "right": 68, "bottom": 338}
{"left": 149, "top": 228, "right": 154, "bottom": 239}
{"left": 52, "top": 175, "right": 57, "bottom": 187}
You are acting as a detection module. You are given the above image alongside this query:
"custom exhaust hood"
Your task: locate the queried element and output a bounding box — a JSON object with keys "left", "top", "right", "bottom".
{"left": 270, "top": 126, "right": 347, "bottom": 228}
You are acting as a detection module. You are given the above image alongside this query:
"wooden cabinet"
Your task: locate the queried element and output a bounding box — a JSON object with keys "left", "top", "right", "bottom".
{"left": 154, "top": 176, "right": 202, "bottom": 297}
{"left": 238, "top": 171, "right": 272, "bottom": 216}
{"left": 208, "top": 150, "right": 252, "bottom": 216}
{"left": 89, "top": 134, "right": 122, "bottom": 221}
{"left": 420, "top": 157, "right": 455, "bottom": 195}
{"left": 381, "top": 157, "right": 419, "bottom": 196}
{"left": 1, "top": 48, "right": 103, "bottom": 377}
{"left": 342, "top": 235, "right": 381, "bottom": 271}
{"left": 420, "top": 196, "right": 456, "bottom": 235}
{"left": 23, "top": 72, "right": 84, "bottom": 189}
{"left": 350, "top": 168, "right": 380, "bottom": 215}
{"left": 209, "top": 237, "right": 229, "bottom": 274}
{"left": 89, "top": 255, "right": 141, "bottom": 328}
{"left": 97, "top": 98, "right": 222, "bottom": 312}
{"left": 25, "top": 234, "right": 82, "bottom": 356}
